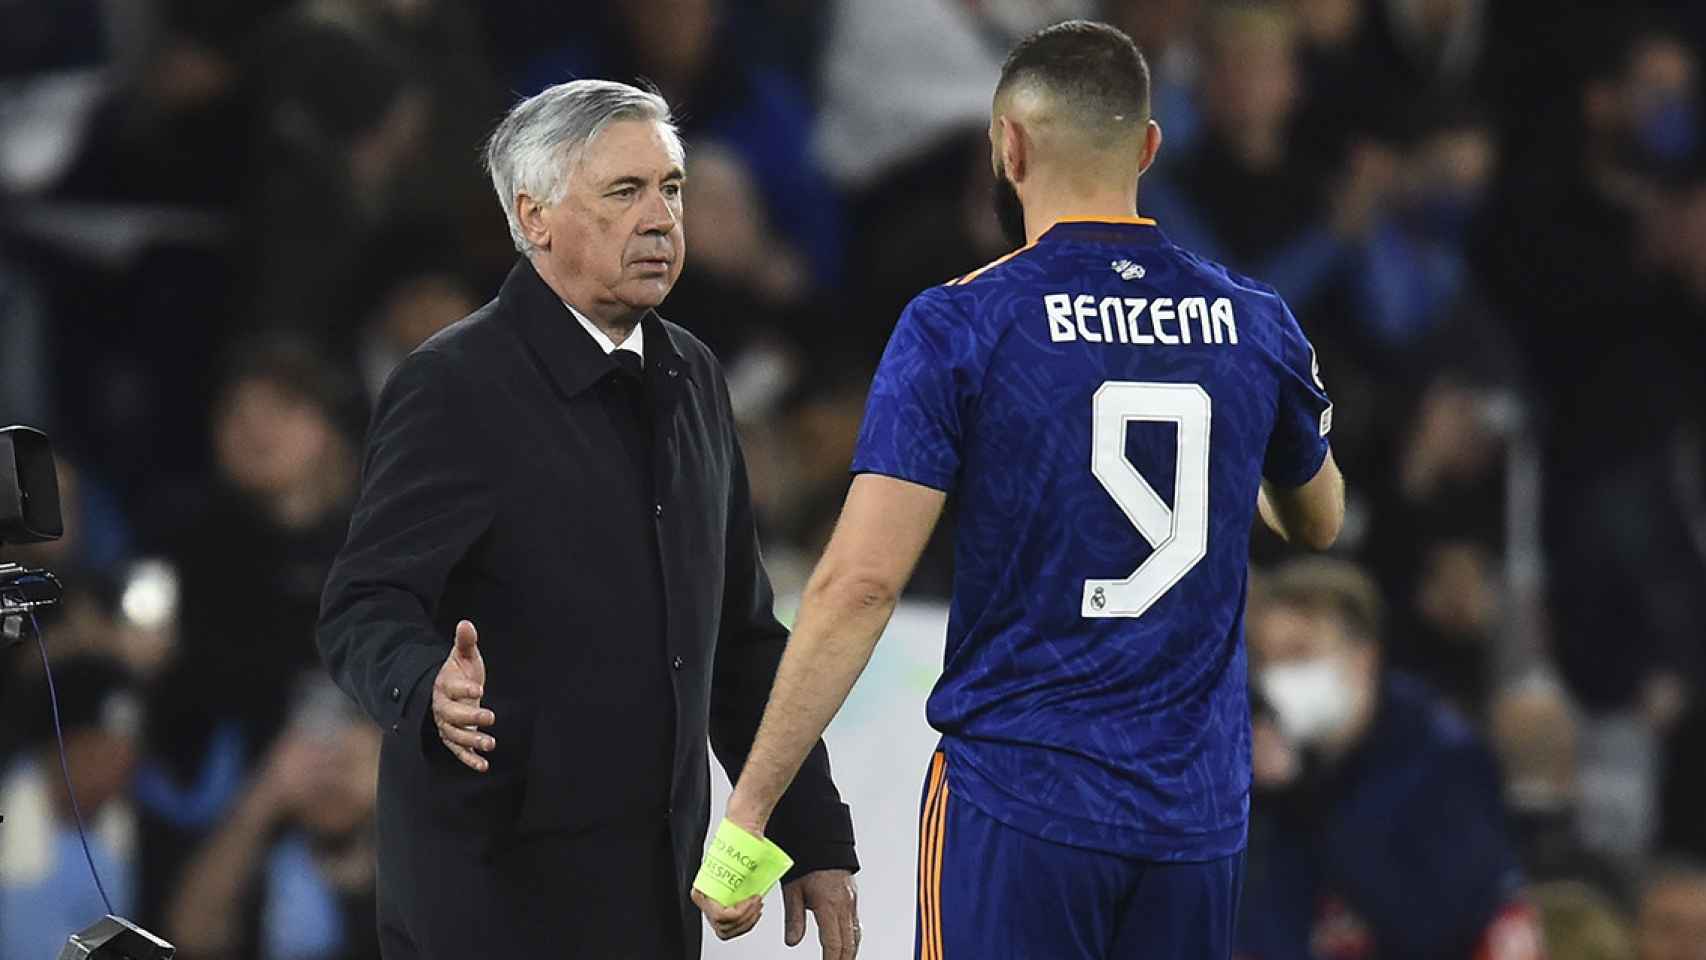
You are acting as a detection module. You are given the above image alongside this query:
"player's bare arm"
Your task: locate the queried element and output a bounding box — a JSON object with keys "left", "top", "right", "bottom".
{"left": 723, "top": 474, "right": 947, "bottom": 833}
{"left": 1259, "top": 449, "right": 1345, "bottom": 550}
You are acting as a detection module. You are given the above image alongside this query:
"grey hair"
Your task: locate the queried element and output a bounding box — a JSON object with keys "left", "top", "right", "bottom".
{"left": 483, "top": 79, "right": 683, "bottom": 254}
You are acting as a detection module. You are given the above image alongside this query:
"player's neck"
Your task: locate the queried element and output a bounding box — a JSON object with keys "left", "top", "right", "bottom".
{"left": 1023, "top": 193, "right": 1145, "bottom": 245}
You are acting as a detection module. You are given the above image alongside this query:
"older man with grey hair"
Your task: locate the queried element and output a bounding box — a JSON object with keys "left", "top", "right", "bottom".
{"left": 318, "top": 79, "right": 861, "bottom": 959}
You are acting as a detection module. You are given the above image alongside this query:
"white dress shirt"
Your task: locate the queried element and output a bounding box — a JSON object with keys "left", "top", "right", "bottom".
{"left": 564, "top": 301, "right": 644, "bottom": 362}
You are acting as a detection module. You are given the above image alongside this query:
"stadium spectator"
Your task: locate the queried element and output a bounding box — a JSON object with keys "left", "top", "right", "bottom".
{"left": 1142, "top": 1, "right": 1399, "bottom": 313}
{"left": 45, "top": 0, "right": 280, "bottom": 206}
{"left": 1481, "top": 22, "right": 1699, "bottom": 485}
{"left": 161, "top": 338, "right": 361, "bottom": 755}
{"left": 1541, "top": 418, "right": 1705, "bottom": 862}
{"left": 1635, "top": 860, "right": 1706, "bottom": 960}
{"left": 1345, "top": 0, "right": 1492, "bottom": 142}
{"left": 1490, "top": 673, "right": 1632, "bottom": 899}
{"left": 1401, "top": 538, "right": 1502, "bottom": 712}
{"left": 167, "top": 678, "right": 381, "bottom": 960}
{"left": 331, "top": 0, "right": 508, "bottom": 264}
{"left": 137, "top": 339, "right": 361, "bottom": 924}
{"left": 813, "top": 0, "right": 1005, "bottom": 191}
{"left": 1288, "top": 0, "right": 1374, "bottom": 171}
{"left": 0, "top": 656, "right": 142, "bottom": 960}
{"left": 245, "top": 12, "right": 427, "bottom": 345}
{"left": 1286, "top": 0, "right": 1497, "bottom": 160}
{"left": 1241, "top": 557, "right": 1537, "bottom": 959}
{"left": 1475, "top": 28, "right": 1706, "bottom": 868}
{"left": 815, "top": 0, "right": 1032, "bottom": 332}
{"left": 669, "top": 142, "right": 812, "bottom": 365}
{"left": 1352, "top": 111, "right": 1497, "bottom": 357}
{"left": 350, "top": 226, "right": 481, "bottom": 406}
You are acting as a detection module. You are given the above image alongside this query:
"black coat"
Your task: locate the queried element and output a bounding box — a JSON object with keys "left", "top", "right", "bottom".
{"left": 318, "top": 259, "right": 856, "bottom": 955}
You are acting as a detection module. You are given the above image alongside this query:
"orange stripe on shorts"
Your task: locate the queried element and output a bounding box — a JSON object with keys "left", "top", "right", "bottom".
{"left": 918, "top": 752, "right": 947, "bottom": 960}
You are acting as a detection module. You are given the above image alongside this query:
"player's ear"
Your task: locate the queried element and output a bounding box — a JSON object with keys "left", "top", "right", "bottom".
{"left": 1137, "top": 119, "right": 1164, "bottom": 178}
{"left": 999, "top": 115, "right": 1028, "bottom": 182}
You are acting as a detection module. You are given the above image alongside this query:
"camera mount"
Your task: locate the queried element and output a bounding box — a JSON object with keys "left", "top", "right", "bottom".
{"left": 1, "top": 425, "right": 175, "bottom": 958}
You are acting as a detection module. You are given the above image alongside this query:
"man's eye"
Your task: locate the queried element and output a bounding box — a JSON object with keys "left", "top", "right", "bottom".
{"left": 611, "top": 186, "right": 637, "bottom": 199}
{"left": 664, "top": 184, "right": 683, "bottom": 199}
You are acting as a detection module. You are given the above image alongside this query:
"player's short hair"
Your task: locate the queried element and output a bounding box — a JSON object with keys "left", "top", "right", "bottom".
{"left": 1259, "top": 557, "right": 1385, "bottom": 644}
{"left": 483, "top": 79, "right": 683, "bottom": 255}
{"left": 996, "top": 20, "right": 1151, "bottom": 143}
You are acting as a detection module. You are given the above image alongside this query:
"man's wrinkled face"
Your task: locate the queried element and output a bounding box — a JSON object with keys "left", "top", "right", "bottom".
{"left": 533, "top": 118, "right": 685, "bottom": 315}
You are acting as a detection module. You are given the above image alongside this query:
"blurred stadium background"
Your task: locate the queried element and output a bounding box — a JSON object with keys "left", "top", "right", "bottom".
{"left": 1, "top": 0, "right": 1705, "bottom": 957}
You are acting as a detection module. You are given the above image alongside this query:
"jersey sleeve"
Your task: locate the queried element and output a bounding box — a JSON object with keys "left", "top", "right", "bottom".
{"left": 850, "top": 288, "right": 975, "bottom": 492}
{"left": 1263, "top": 300, "right": 1334, "bottom": 488}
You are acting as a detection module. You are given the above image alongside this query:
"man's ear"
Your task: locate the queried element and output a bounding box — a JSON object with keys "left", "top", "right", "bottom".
{"left": 517, "top": 193, "right": 551, "bottom": 251}
{"left": 1138, "top": 119, "right": 1164, "bottom": 177}
{"left": 999, "top": 115, "right": 1027, "bottom": 184}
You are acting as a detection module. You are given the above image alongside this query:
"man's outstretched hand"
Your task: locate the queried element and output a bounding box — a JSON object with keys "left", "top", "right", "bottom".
{"left": 432, "top": 619, "right": 495, "bottom": 772}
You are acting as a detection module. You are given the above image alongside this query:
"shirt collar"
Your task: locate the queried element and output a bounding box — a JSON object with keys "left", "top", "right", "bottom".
{"left": 1038, "top": 216, "right": 1168, "bottom": 247}
{"left": 564, "top": 301, "right": 645, "bottom": 362}
{"left": 496, "top": 258, "right": 691, "bottom": 400}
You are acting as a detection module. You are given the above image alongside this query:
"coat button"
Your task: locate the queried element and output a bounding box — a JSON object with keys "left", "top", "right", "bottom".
{"left": 672, "top": 655, "right": 684, "bottom": 670}
{"left": 389, "top": 686, "right": 401, "bottom": 702}
{"left": 654, "top": 503, "right": 663, "bottom": 518}
{"left": 391, "top": 722, "right": 401, "bottom": 732}
{"left": 667, "top": 367, "right": 680, "bottom": 378}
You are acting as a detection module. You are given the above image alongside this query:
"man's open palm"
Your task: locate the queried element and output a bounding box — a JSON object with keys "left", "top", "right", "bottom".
{"left": 432, "top": 619, "right": 496, "bottom": 771}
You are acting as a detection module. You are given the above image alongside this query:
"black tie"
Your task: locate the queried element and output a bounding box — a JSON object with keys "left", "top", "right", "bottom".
{"left": 607, "top": 349, "right": 652, "bottom": 489}
{"left": 612, "top": 348, "right": 644, "bottom": 382}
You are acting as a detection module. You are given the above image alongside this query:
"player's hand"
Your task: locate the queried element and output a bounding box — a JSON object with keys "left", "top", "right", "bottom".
{"left": 432, "top": 619, "right": 495, "bottom": 772}
{"left": 784, "top": 870, "right": 860, "bottom": 959}
{"left": 692, "top": 888, "right": 764, "bottom": 941}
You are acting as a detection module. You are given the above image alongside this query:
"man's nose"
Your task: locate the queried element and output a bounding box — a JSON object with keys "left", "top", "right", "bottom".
{"left": 638, "top": 188, "right": 678, "bottom": 234}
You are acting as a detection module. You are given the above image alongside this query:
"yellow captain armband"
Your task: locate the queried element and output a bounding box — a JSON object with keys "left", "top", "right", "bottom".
{"left": 693, "top": 818, "right": 795, "bottom": 908}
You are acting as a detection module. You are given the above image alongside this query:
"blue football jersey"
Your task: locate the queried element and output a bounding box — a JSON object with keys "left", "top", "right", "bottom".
{"left": 852, "top": 218, "right": 1332, "bottom": 861}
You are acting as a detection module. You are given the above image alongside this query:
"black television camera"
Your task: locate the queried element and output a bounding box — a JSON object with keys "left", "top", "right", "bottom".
{"left": 0, "top": 425, "right": 174, "bottom": 959}
{"left": 1, "top": 425, "right": 65, "bottom": 647}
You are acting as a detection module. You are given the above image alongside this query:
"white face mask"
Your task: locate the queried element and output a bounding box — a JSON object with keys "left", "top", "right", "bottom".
{"left": 1260, "top": 657, "right": 1357, "bottom": 745}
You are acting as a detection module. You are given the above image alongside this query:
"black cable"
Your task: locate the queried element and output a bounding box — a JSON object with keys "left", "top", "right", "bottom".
{"left": 30, "top": 609, "right": 115, "bottom": 916}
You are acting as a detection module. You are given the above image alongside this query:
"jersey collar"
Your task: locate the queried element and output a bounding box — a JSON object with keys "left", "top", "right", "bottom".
{"left": 1039, "top": 216, "right": 1167, "bottom": 247}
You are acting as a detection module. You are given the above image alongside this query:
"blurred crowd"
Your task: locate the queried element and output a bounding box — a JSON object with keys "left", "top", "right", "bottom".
{"left": 1, "top": 0, "right": 1704, "bottom": 957}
